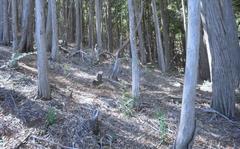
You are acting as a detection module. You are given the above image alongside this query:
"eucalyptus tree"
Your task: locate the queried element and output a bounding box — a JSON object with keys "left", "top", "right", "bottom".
{"left": 12, "top": 0, "right": 18, "bottom": 51}
{"left": 151, "top": 0, "right": 166, "bottom": 72}
{"left": 2, "top": 0, "right": 9, "bottom": 45}
{"left": 201, "top": 0, "right": 240, "bottom": 118}
{"left": 175, "top": 0, "right": 200, "bottom": 148}
{"left": 128, "top": 0, "right": 140, "bottom": 100}
{"left": 50, "top": 0, "right": 59, "bottom": 61}
{"left": 35, "top": 0, "right": 51, "bottom": 99}
{"left": 95, "top": 0, "right": 103, "bottom": 60}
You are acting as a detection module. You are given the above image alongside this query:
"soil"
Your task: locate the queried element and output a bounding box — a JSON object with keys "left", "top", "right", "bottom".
{"left": 0, "top": 46, "right": 240, "bottom": 149}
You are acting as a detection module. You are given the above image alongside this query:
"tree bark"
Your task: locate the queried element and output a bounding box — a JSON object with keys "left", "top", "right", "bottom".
{"left": 50, "top": 0, "right": 59, "bottom": 61}
{"left": 35, "top": 0, "right": 51, "bottom": 99}
{"left": 201, "top": 0, "right": 240, "bottom": 118}
{"left": 0, "top": 0, "right": 3, "bottom": 42}
{"left": 88, "top": 0, "right": 94, "bottom": 50}
{"left": 75, "top": 0, "right": 83, "bottom": 51}
{"left": 107, "top": 0, "right": 113, "bottom": 53}
{"left": 151, "top": 0, "right": 166, "bottom": 72}
{"left": 95, "top": 0, "right": 103, "bottom": 60}
{"left": 128, "top": 0, "right": 140, "bottom": 100}
{"left": 2, "top": 0, "right": 10, "bottom": 45}
{"left": 12, "top": 0, "right": 18, "bottom": 51}
{"left": 18, "top": 0, "right": 33, "bottom": 52}
{"left": 175, "top": 0, "right": 200, "bottom": 148}
{"left": 46, "top": 0, "right": 52, "bottom": 51}
{"left": 135, "top": 0, "right": 147, "bottom": 64}
{"left": 159, "top": 0, "right": 170, "bottom": 69}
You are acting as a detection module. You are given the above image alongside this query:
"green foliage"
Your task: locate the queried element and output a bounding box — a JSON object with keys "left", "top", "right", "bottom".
{"left": 119, "top": 91, "right": 134, "bottom": 117}
{"left": 155, "top": 110, "right": 167, "bottom": 139}
{"left": 46, "top": 107, "right": 57, "bottom": 126}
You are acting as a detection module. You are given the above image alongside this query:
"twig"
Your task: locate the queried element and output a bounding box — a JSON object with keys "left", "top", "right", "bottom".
{"left": 30, "top": 135, "right": 78, "bottom": 149}
{"left": 202, "top": 108, "right": 240, "bottom": 126}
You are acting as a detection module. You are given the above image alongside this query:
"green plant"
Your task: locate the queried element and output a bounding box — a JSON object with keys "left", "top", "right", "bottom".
{"left": 155, "top": 110, "right": 167, "bottom": 139}
{"left": 46, "top": 108, "right": 57, "bottom": 126}
{"left": 119, "top": 91, "right": 134, "bottom": 117}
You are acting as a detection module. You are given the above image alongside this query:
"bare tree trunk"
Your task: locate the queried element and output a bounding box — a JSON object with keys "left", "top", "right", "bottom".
{"left": 159, "top": 0, "right": 170, "bottom": 69}
{"left": 128, "top": 0, "right": 140, "bottom": 100}
{"left": 181, "top": 0, "right": 187, "bottom": 32}
{"left": 198, "top": 23, "right": 210, "bottom": 82}
{"left": 107, "top": 0, "right": 113, "bottom": 52}
{"left": 135, "top": 0, "right": 146, "bottom": 64}
{"left": 75, "top": 0, "right": 82, "bottom": 51}
{"left": 12, "top": 0, "right": 18, "bottom": 51}
{"left": 46, "top": 0, "right": 52, "bottom": 51}
{"left": 88, "top": 0, "right": 94, "bottom": 50}
{"left": 35, "top": 0, "right": 51, "bottom": 99}
{"left": 50, "top": 0, "right": 59, "bottom": 61}
{"left": 2, "top": 0, "right": 10, "bottom": 45}
{"left": 18, "top": 0, "right": 33, "bottom": 52}
{"left": 201, "top": 0, "right": 240, "bottom": 118}
{"left": 151, "top": 0, "right": 166, "bottom": 72}
{"left": 0, "top": 0, "right": 3, "bottom": 42}
{"left": 95, "top": 0, "right": 102, "bottom": 60}
{"left": 175, "top": 0, "right": 200, "bottom": 148}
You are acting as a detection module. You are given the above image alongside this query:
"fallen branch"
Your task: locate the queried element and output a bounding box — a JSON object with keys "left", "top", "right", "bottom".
{"left": 202, "top": 108, "right": 240, "bottom": 126}
{"left": 30, "top": 135, "right": 78, "bottom": 149}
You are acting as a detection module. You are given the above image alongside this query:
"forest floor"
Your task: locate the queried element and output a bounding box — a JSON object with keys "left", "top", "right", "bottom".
{"left": 0, "top": 46, "right": 240, "bottom": 149}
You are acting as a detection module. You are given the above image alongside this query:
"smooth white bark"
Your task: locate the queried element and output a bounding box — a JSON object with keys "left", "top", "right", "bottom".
{"left": 175, "top": 0, "right": 200, "bottom": 148}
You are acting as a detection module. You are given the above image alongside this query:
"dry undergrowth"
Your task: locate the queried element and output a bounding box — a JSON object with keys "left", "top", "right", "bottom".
{"left": 0, "top": 46, "right": 240, "bottom": 149}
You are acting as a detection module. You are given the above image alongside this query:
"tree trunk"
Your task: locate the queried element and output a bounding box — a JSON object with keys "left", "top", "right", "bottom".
{"left": 128, "top": 0, "right": 140, "bottom": 100}
{"left": 159, "top": 0, "right": 170, "bottom": 70}
{"left": 2, "top": 0, "right": 10, "bottom": 45}
{"left": 151, "top": 0, "right": 166, "bottom": 72}
{"left": 95, "top": 0, "right": 103, "bottom": 60}
{"left": 46, "top": 0, "right": 52, "bottom": 51}
{"left": 0, "top": 0, "right": 3, "bottom": 42}
{"left": 12, "top": 0, "right": 18, "bottom": 51}
{"left": 35, "top": 0, "right": 51, "bottom": 99}
{"left": 135, "top": 0, "right": 146, "bottom": 64}
{"left": 18, "top": 0, "right": 33, "bottom": 52}
{"left": 88, "top": 0, "right": 94, "bottom": 50}
{"left": 75, "top": 0, "right": 83, "bottom": 51}
{"left": 201, "top": 0, "right": 240, "bottom": 118}
{"left": 181, "top": 0, "right": 187, "bottom": 32}
{"left": 198, "top": 23, "right": 210, "bottom": 82}
{"left": 107, "top": 0, "right": 113, "bottom": 53}
{"left": 175, "top": 0, "right": 200, "bottom": 148}
{"left": 50, "top": 0, "right": 59, "bottom": 61}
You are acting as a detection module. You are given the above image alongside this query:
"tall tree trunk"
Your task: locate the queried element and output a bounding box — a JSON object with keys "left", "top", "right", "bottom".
{"left": 35, "top": 0, "right": 51, "bottom": 99}
{"left": 2, "top": 0, "right": 10, "bottom": 45}
{"left": 175, "top": 0, "right": 200, "bottom": 148}
{"left": 0, "top": 0, "right": 3, "bottom": 42}
{"left": 75, "top": 0, "right": 82, "bottom": 51}
{"left": 151, "top": 0, "right": 166, "bottom": 72}
{"left": 128, "top": 0, "right": 140, "bottom": 100}
{"left": 18, "top": 0, "right": 33, "bottom": 52}
{"left": 50, "top": 0, "right": 59, "bottom": 61}
{"left": 46, "top": 0, "right": 52, "bottom": 51}
{"left": 135, "top": 0, "right": 147, "bottom": 64}
{"left": 88, "top": 0, "right": 94, "bottom": 50}
{"left": 181, "top": 0, "right": 187, "bottom": 32}
{"left": 107, "top": 0, "right": 113, "bottom": 52}
{"left": 201, "top": 0, "right": 240, "bottom": 118}
{"left": 198, "top": 23, "right": 210, "bottom": 82}
{"left": 159, "top": 0, "right": 170, "bottom": 69}
{"left": 95, "top": 0, "right": 102, "bottom": 60}
{"left": 12, "top": 0, "right": 18, "bottom": 51}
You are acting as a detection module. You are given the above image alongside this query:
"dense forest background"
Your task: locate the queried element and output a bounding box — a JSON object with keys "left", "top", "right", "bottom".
{"left": 0, "top": 0, "right": 240, "bottom": 148}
